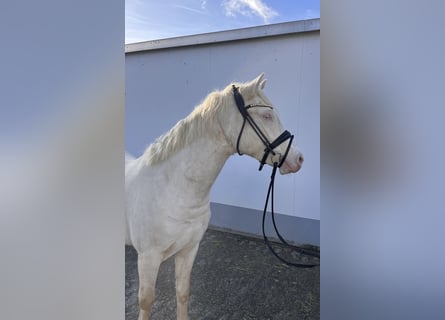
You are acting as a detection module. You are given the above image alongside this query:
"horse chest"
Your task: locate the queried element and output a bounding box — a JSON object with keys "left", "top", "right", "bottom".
{"left": 161, "top": 212, "right": 210, "bottom": 258}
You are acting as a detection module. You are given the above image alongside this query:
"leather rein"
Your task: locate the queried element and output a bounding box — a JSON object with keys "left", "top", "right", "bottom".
{"left": 232, "top": 85, "right": 319, "bottom": 268}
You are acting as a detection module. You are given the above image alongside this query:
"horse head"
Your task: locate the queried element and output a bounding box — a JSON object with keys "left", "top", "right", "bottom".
{"left": 221, "top": 73, "right": 304, "bottom": 174}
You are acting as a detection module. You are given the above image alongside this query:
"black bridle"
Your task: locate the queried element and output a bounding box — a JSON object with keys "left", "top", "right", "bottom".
{"left": 232, "top": 85, "right": 294, "bottom": 171}
{"left": 232, "top": 85, "right": 320, "bottom": 268}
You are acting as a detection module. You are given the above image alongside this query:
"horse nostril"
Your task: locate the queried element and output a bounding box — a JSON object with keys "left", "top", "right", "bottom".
{"left": 297, "top": 154, "right": 304, "bottom": 165}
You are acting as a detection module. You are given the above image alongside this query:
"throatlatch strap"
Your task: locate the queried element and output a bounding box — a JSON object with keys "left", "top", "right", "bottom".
{"left": 233, "top": 85, "right": 272, "bottom": 157}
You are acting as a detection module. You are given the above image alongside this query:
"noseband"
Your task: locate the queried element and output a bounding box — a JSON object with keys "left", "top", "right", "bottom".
{"left": 232, "top": 85, "right": 319, "bottom": 268}
{"left": 232, "top": 85, "right": 294, "bottom": 171}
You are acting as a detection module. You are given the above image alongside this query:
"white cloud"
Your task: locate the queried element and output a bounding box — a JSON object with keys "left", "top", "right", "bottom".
{"left": 222, "top": 0, "right": 278, "bottom": 23}
{"left": 172, "top": 4, "right": 208, "bottom": 15}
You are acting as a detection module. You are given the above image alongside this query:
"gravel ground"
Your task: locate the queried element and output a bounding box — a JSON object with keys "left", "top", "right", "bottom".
{"left": 125, "top": 228, "right": 319, "bottom": 320}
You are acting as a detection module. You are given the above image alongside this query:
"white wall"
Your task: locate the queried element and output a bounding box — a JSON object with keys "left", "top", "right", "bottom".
{"left": 125, "top": 25, "right": 319, "bottom": 220}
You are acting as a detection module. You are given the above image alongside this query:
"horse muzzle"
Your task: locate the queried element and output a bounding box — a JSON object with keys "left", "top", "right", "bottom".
{"left": 279, "top": 151, "right": 304, "bottom": 174}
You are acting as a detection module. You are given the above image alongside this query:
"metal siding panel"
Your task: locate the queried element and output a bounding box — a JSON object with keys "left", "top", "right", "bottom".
{"left": 125, "top": 30, "right": 320, "bottom": 220}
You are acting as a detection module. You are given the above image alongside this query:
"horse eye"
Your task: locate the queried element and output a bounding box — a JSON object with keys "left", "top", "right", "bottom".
{"left": 262, "top": 112, "right": 273, "bottom": 120}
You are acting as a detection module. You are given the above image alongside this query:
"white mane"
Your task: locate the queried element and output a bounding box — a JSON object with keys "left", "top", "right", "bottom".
{"left": 143, "top": 89, "right": 228, "bottom": 165}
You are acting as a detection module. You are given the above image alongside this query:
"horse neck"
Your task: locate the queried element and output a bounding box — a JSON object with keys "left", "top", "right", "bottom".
{"left": 176, "top": 135, "right": 232, "bottom": 194}
{"left": 156, "top": 113, "right": 235, "bottom": 201}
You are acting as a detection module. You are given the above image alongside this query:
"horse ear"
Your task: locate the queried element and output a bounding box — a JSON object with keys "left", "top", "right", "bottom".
{"left": 259, "top": 78, "right": 267, "bottom": 90}
{"left": 253, "top": 73, "right": 265, "bottom": 88}
{"left": 242, "top": 73, "right": 266, "bottom": 96}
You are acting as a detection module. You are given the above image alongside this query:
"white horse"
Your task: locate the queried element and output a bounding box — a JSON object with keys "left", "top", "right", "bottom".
{"left": 125, "top": 73, "right": 304, "bottom": 320}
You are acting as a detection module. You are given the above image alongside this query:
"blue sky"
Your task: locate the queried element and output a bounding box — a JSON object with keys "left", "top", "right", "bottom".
{"left": 126, "top": 0, "right": 320, "bottom": 44}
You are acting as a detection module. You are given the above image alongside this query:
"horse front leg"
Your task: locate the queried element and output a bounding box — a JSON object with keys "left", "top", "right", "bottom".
{"left": 174, "top": 243, "right": 200, "bottom": 320}
{"left": 137, "top": 251, "right": 162, "bottom": 320}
